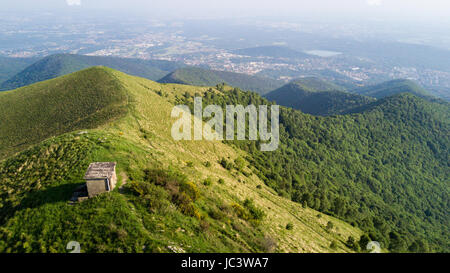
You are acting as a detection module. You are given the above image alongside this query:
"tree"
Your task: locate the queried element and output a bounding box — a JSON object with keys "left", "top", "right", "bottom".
{"left": 326, "top": 221, "right": 334, "bottom": 231}
{"left": 359, "top": 234, "right": 371, "bottom": 250}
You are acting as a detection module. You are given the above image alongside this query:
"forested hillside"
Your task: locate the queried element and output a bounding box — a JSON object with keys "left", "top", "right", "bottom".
{"left": 0, "top": 56, "right": 38, "bottom": 85}
{"left": 353, "top": 79, "right": 432, "bottom": 99}
{"left": 190, "top": 84, "right": 449, "bottom": 252}
{"left": 265, "top": 78, "right": 375, "bottom": 115}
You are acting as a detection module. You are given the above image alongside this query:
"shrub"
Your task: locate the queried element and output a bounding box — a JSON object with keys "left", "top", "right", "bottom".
{"left": 359, "top": 234, "right": 371, "bottom": 250}
{"left": 234, "top": 157, "right": 246, "bottom": 171}
{"left": 208, "top": 207, "right": 226, "bottom": 220}
{"left": 231, "top": 203, "right": 250, "bottom": 220}
{"left": 199, "top": 220, "right": 210, "bottom": 232}
{"left": 326, "top": 221, "right": 334, "bottom": 231}
{"left": 203, "top": 177, "right": 213, "bottom": 186}
{"left": 330, "top": 241, "right": 338, "bottom": 249}
{"left": 218, "top": 178, "right": 225, "bottom": 184}
{"left": 243, "top": 198, "right": 265, "bottom": 221}
{"left": 219, "top": 158, "right": 233, "bottom": 170}
{"left": 140, "top": 168, "right": 200, "bottom": 218}
{"left": 346, "top": 236, "right": 360, "bottom": 252}
{"left": 259, "top": 236, "right": 277, "bottom": 252}
{"left": 127, "top": 181, "right": 170, "bottom": 212}
{"left": 204, "top": 161, "right": 211, "bottom": 167}
{"left": 231, "top": 199, "right": 266, "bottom": 224}
{"left": 180, "top": 181, "right": 200, "bottom": 202}
{"left": 286, "top": 223, "right": 294, "bottom": 230}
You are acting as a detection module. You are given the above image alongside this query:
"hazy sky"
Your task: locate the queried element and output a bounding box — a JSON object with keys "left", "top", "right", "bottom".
{"left": 3, "top": 0, "right": 450, "bottom": 22}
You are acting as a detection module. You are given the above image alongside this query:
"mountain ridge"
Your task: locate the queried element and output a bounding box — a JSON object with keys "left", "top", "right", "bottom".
{"left": 265, "top": 77, "right": 375, "bottom": 115}
{"left": 352, "top": 79, "right": 432, "bottom": 99}
{"left": 159, "top": 67, "right": 284, "bottom": 95}
{"left": 0, "top": 54, "right": 185, "bottom": 91}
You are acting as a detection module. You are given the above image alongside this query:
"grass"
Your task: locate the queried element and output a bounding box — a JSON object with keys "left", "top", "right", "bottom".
{"left": 0, "top": 67, "right": 128, "bottom": 159}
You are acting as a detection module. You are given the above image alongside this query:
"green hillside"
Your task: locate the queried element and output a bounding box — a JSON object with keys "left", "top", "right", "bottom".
{"left": 353, "top": 79, "right": 432, "bottom": 99}
{"left": 265, "top": 78, "right": 375, "bottom": 115}
{"left": 158, "top": 67, "right": 283, "bottom": 95}
{"left": 194, "top": 85, "right": 449, "bottom": 252}
{"left": 0, "top": 67, "right": 362, "bottom": 253}
{"left": 232, "top": 46, "right": 311, "bottom": 59}
{"left": 283, "top": 77, "right": 346, "bottom": 92}
{"left": 0, "top": 67, "right": 128, "bottom": 159}
{"left": 0, "top": 54, "right": 185, "bottom": 91}
{"left": 0, "top": 56, "right": 38, "bottom": 84}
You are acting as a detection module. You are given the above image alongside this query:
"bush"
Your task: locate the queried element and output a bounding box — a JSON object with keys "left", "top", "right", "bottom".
{"left": 243, "top": 198, "right": 265, "bottom": 221}
{"left": 141, "top": 168, "right": 200, "bottom": 218}
{"left": 219, "top": 158, "right": 233, "bottom": 170}
{"left": 180, "top": 181, "right": 200, "bottom": 202}
{"left": 259, "top": 236, "right": 277, "bottom": 252}
{"left": 359, "top": 234, "right": 371, "bottom": 250}
{"left": 127, "top": 181, "right": 170, "bottom": 212}
{"left": 208, "top": 207, "right": 226, "bottom": 220}
{"left": 218, "top": 178, "right": 225, "bottom": 184}
{"left": 231, "top": 203, "right": 250, "bottom": 220}
{"left": 346, "top": 236, "right": 360, "bottom": 252}
{"left": 199, "top": 220, "right": 210, "bottom": 232}
{"left": 330, "top": 241, "right": 338, "bottom": 249}
{"left": 234, "top": 157, "right": 246, "bottom": 171}
{"left": 326, "top": 221, "right": 334, "bottom": 231}
{"left": 203, "top": 177, "right": 213, "bottom": 186}
{"left": 286, "top": 223, "right": 294, "bottom": 230}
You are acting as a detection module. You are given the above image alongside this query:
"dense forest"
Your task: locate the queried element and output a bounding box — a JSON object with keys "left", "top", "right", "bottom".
{"left": 265, "top": 78, "right": 375, "bottom": 115}
{"left": 352, "top": 79, "right": 431, "bottom": 99}
{"left": 182, "top": 84, "right": 449, "bottom": 252}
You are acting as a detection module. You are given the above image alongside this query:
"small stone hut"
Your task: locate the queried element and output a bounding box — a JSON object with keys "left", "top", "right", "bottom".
{"left": 84, "top": 162, "right": 117, "bottom": 198}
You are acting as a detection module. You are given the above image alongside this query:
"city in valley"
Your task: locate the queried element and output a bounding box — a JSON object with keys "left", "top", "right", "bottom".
{"left": 1, "top": 12, "right": 449, "bottom": 100}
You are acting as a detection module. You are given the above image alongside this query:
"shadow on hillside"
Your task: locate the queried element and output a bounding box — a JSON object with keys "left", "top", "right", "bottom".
{"left": 0, "top": 183, "right": 83, "bottom": 225}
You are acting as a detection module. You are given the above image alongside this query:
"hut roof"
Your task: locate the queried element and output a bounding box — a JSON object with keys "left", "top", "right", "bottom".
{"left": 84, "top": 162, "right": 116, "bottom": 180}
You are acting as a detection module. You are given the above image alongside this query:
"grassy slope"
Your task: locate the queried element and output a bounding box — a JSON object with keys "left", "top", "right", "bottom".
{"left": 0, "top": 67, "right": 362, "bottom": 253}
{"left": 0, "top": 67, "right": 128, "bottom": 159}
{"left": 159, "top": 67, "right": 284, "bottom": 95}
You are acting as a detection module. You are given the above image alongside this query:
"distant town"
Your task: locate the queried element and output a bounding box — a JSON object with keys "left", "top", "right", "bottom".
{"left": 1, "top": 14, "right": 449, "bottom": 99}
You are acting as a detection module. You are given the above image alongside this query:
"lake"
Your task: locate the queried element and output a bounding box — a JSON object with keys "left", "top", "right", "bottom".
{"left": 304, "top": 50, "right": 342, "bottom": 57}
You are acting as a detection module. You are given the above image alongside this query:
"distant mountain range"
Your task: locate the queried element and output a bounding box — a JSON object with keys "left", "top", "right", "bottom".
{"left": 0, "top": 54, "right": 186, "bottom": 91}
{"left": 0, "top": 54, "right": 283, "bottom": 95}
{"left": 159, "top": 67, "right": 284, "bottom": 95}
